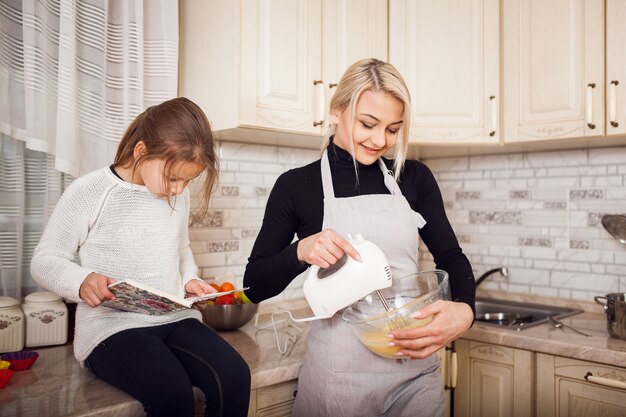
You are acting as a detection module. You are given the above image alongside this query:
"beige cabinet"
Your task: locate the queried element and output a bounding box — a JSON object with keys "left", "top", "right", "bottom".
{"left": 389, "top": 0, "right": 500, "bottom": 145}
{"left": 606, "top": 0, "right": 626, "bottom": 136}
{"left": 503, "top": 0, "right": 605, "bottom": 143}
{"left": 536, "top": 354, "right": 626, "bottom": 417}
{"left": 180, "top": 0, "right": 387, "bottom": 140}
{"left": 454, "top": 339, "right": 533, "bottom": 417}
{"left": 248, "top": 379, "right": 298, "bottom": 417}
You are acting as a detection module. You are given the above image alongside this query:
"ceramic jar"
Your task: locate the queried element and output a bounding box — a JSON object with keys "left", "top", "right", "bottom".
{"left": 0, "top": 296, "right": 25, "bottom": 353}
{"left": 22, "top": 291, "right": 68, "bottom": 347}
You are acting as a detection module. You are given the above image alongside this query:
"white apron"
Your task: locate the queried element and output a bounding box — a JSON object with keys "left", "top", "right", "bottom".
{"left": 293, "top": 151, "right": 445, "bottom": 417}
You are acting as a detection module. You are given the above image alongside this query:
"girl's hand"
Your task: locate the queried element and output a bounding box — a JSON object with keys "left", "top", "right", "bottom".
{"left": 79, "top": 272, "right": 117, "bottom": 307}
{"left": 296, "top": 228, "right": 362, "bottom": 268}
{"left": 185, "top": 279, "right": 218, "bottom": 311}
{"left": 184, "top": 279, "right": 218, "bottom": 297}
{"left": 387, "top": 300, "right": 474, "bottom": 359}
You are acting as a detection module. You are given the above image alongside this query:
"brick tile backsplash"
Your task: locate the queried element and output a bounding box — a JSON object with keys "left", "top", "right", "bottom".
{"left": 431, "top": 146, "right": 626, "bottom": 302}
{"left": 188, "top": 141, "right": 626, "bottom": 304}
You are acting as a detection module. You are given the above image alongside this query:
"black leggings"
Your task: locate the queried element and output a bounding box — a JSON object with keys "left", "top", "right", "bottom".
{"left": 85, "top": 319, "right": 250, "bottom": 417}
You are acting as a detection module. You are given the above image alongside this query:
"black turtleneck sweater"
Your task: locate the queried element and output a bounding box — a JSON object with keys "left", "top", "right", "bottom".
{"left": 243, "top": 142, "right": 476, "bottom": 313}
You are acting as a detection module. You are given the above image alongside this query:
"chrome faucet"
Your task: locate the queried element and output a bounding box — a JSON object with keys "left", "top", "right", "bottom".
{"left": 475, "top": 267, "right": 509, "bottom": 288}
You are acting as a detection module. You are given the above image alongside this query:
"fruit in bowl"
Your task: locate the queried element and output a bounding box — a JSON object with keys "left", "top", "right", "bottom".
{"left": 200, "top": 281, "right": 258, "bottom": 331}
{"left": 341, "top": 270, "right": 449, "bottom": 359}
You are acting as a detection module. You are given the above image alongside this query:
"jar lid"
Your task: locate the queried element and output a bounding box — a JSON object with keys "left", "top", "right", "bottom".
{"left": 0, "top": 296, "right": 20, "bottom": 308}
{"left": 24, "top": 291, "right": 62, "bottom": 304}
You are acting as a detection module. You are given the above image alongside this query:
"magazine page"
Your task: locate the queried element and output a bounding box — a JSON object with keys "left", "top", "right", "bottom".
{"left": 102, "top": 281, "right": 189, "bottom": 315}
{"left": 102, "top": 281, "right": 249, "bottom": 315}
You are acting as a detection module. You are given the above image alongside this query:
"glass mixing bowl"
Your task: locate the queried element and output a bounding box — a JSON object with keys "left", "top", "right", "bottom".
{"left": 341, "top": 270, "right": 450, "bottom": 359}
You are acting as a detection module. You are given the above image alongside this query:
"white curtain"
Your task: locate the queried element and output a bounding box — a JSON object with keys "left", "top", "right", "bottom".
{"left": 0, "top": 0, "right": 179, "bottom": 298}
{"left": 1, "top": 134, "right": 71, "bottom": 298}
{"left": 0, "top": 0, "right": 179, "bottom": 177}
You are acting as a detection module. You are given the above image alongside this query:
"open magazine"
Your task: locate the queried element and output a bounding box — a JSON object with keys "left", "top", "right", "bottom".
{"left": 102, "top": 280, "right": 248, "bottom": 315}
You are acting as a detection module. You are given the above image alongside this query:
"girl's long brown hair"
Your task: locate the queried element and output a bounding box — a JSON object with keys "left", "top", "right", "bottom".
{"left": 114, "top": 97, "right": 218, "bottom": 217}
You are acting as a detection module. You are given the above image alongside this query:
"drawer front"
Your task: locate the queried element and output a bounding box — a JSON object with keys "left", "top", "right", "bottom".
{"left": 256, "top": 380, "right": 298, "bottom": 410}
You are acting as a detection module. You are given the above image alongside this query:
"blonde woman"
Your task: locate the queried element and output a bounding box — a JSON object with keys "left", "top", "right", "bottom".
{"left": 244, "top": 59, "right": 475, "bottom": 416}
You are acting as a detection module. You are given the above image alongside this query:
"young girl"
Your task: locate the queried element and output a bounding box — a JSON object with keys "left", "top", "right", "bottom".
{"left": 243, "top": 59, "right": 475, "bottom": 416}
{"left": 30, "top": 97, "right": 250, "bottom": 417}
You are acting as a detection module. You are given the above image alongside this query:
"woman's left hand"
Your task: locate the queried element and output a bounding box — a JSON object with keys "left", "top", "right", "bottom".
{"left": 387, "top": 300, "right": 474, "bottom": 359}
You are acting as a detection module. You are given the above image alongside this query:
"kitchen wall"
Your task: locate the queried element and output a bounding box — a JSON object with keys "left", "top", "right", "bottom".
{"left": 188, "top": 142, "right": 319, "bottom": 302}
{"left": 189, "top": 142, "right": 626, "bottom": 304}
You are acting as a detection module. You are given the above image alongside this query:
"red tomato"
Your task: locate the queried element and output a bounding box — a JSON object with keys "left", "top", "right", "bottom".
{"left": 219, "top": 282, "right": 235, "bottom": 293}
{"left": 215, "top": 294, "right": 236, "bottom": 305}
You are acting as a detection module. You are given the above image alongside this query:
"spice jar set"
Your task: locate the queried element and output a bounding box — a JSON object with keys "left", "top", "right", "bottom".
{"left": 0, "top": 292, "right": 68, "bottom": 353}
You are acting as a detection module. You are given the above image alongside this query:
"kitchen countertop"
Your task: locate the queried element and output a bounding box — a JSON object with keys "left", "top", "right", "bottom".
{"left": 1, "top": 294, "right": 625, "bottom": 416}
{"left": 0, "top": 300, "right": 311, "bottom": 417}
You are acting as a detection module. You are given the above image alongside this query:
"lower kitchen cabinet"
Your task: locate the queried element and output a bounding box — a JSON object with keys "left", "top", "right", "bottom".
{"left": 248, "top": 379, "right": 298, "bottom": 417}
{"left": 454, "top": 339, "right": 533, "bottom": 417}
{"left": 536, "top": 354, "right": 626, "bottom": 417}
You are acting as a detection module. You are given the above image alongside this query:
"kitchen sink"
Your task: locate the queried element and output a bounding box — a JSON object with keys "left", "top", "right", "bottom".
{"left": 474, "top": 297, "right": 583, "bottom": 331}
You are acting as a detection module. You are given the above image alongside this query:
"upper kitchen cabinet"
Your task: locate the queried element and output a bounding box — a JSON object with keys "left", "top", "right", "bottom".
{"left": 239, "top": 0, "right": 323, "bottom": 135}
{"left": 179, "top": 0, "right": 387, "bottom": 146}
{"left": 502, "top": 0, "right": 605, "bottom": 143}
{"left": 606, "top": 0, "right": 626, "bottom": 136}
{"left": 388, "top": 0, "right": 500, "bottom": 145}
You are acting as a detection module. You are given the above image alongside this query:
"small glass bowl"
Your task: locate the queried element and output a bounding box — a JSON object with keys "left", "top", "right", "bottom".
{"left": 342, "top": 270, "right": 450, "bottom": 359}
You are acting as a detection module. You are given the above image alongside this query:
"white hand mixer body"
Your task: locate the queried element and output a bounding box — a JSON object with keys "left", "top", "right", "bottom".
{"left": 303, "top": 233, "right": 393, "bottom": 320}
{"left": 254, "top": 233, "right": 393, "bottom": 355}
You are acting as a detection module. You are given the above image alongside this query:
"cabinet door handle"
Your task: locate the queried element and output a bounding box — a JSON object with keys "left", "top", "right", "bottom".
{"left": 489, "top": 96, "right": 497, "bottom": 137}
{"left": 450, "top": 351, "right": 458, "bottom": 388}
{"left": 609, "top": 80, "right": 619, "bottom": 128}
{"left": 586, "top": 83, "right": 596, "bottom": 129}
{"left": 585, "top": 372, "right": 626, "bottom": 390}
{"left": 313, "top": 80, "right": 325, "bottom": 127}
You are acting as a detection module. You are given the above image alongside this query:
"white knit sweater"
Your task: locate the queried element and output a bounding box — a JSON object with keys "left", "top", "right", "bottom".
{"left": 30, "top": 167, "right": 202, "bottom": 362}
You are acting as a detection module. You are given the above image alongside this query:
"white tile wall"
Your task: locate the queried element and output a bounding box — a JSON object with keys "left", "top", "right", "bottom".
{"left": 425, "top": 146, "right": 626, "bottom": 302}
{"left": 189, "top": 142, "right": 626, "bottom": 304}
{"left": 188, "top": 142, "right": 319, "bottom": 302}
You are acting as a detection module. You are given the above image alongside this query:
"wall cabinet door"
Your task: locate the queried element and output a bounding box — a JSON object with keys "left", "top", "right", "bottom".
{"left": 181, "top": 0, "right": 388, "bottom": 139}
{"left": 454, "top": 340, "right": 533, "bottom": 417}
{"left": 389, "top": 0, "right": 500, "bottom": 145}
{"left": 322, "top": 0, "right": 388, "bottom": 107}
{"left": 503, "top": 0, "right": 605, "bottom": 143}
{"left": 240, "top": 0, "right": 323, "bottom": 135}
{"left": 606, "top": 0, "right": 626, "bottom": 136}
{"left": 536, "top": 354, "right": 626, "bottom": 417}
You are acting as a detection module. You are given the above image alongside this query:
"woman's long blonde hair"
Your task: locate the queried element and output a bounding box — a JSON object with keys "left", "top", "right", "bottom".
{"left": 322, "top": 58, "right": 411, "bottom": 180}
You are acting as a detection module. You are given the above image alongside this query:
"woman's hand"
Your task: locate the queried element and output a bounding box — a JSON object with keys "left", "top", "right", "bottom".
{"left": 387, "top": 300, "right": 474, "bottom": 359}
{"left": 296, "top": 229, "right": 362, "bottom": 268}
{"left": 79, "top": 272, "right": 117, "bottom": 307}
{"left": 184, "top": 278, "right": 218, "bottom": 297}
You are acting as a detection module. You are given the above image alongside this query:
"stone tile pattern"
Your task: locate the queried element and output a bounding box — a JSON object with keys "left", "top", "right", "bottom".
{"left": 187, "top": 142, "right": 626, "bottom": 304}
{"left": 422, "top": 146, "right": 626, "bottom": 302}
{"left": 187, "top": 141, "right": 319, "bottom": 302}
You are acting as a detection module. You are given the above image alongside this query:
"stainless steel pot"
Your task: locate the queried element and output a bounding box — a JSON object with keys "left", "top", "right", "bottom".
{"left": 595, "top": 293, "right": 626, "bottom": 340}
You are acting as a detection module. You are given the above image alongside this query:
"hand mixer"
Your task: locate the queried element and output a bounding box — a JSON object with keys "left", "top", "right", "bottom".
{"left": 302, "top": 233, "right": 394, "bottom": 320}
{"left": 255, "top": 234, "right": 402, "bottom": 355}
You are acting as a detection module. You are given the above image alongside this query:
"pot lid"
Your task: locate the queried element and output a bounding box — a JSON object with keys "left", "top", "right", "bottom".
{"left": 24, "top": 291, "right": 62, "bottom": 304}
{"left": 0, "top": 296, "right": 20, "bottom": 308}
